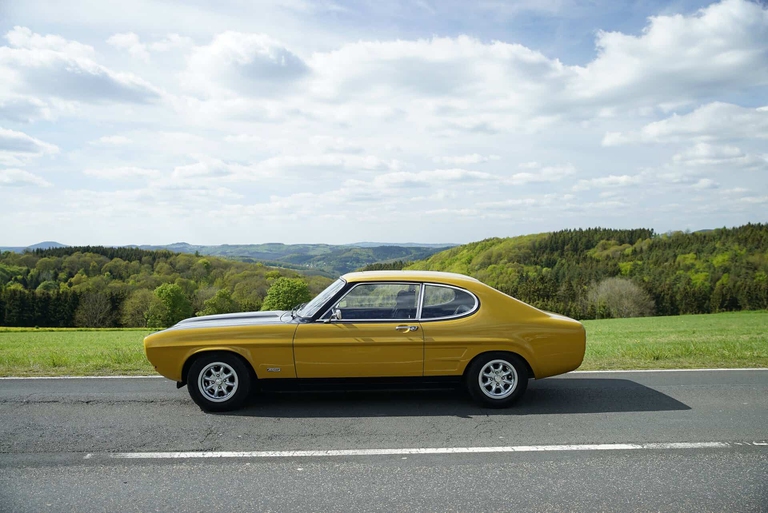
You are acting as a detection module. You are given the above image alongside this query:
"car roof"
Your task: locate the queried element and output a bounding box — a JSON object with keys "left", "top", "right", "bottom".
{"left": 341, "top": 270, "right": 481, "bottom": 286}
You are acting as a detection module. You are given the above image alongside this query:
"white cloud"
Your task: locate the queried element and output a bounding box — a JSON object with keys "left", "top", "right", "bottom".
{"left": 508, "top": 164, "right": 576, "bottom": 185}
{"left": 184, "top": 31, "right": 309, "bottom": 97}
{"left": 0, "top": 127, "right": 58, "bottom": 165}
{"left": 292, "top": 0, "right": 768, "bottom": 128}
{"left": 0, "top": 27, "right": 162, "bottom": 104}
{"left": 83, "top": 166, "right": 160, "bottom": 180}
{"left": 90, "top": 135, "right": 132, "bottom": 145}
{"left": 257, "top": 154, "right": 401, "bottom": 173}
{"left": 6, "top": 26, "right": 94, "bottom": 57}
{"left": 603, "top": 102, "right": 768, "bottom": 146}
{"left": 171, "top": 159, "right": 233, "bottom": 179}
{"left": 224, "top": 134, "right": 265, "bottom": 144}
{"left": 432, "top": 154, "right": 500, "bottom": 165}
{"left": 573, "top": 0, "right": 768, "bottom": 106}
{"left": 107, "top": 32, "right": 193, "bottom": 61}
{"left": 0, "top": 96, "right": 52, "bottom": 123}
{"left": 737, "top": 195, "right": 768, "bottom": 204}
{"left": 0, "top": 127, "right": 58, "bottom": 154}
{"left": 107, "top": 32, "right": 150, "bottom": 61}
{"left": 671, "top": 143, "right": 767, "bottom": 171}
{"left": 2, "top": 0, "right": 767, "bottom": 244}
{"left": 309, "top": 136, "right": 363, "bottom": 153}
{"left": 573, "top": 174, "right": 644, "bottom": 191}
{"left": 0, "top": 168, "right": 51, "bottom": 187}
{"left": 373, "top": 168, "right": 495, "bottom": 188}
{"left": 692, "top": 178, "right": 719, "bottom": 189}
{"left": 149, "top": 34, "right": 194, "bottom": 52}
{"left": 479, "top": 197, "right": 540, "bottom": 209}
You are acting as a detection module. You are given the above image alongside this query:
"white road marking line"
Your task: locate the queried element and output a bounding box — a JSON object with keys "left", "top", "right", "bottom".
{"left": 2, "top": 368, "right": 766, "bottom": 380}
{"left": 0, "top": 375, "right": 163, "bottom": 380}
{"left": 572, "top": 368, "right": 768, "bottom": 374}
{"left": 94, "top": 441, "right": 767, "bottom": 460}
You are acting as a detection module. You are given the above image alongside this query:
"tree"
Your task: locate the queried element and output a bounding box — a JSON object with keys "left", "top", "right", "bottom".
{"left": 198, "top": 289, "right": 240, "bottom": 316}
{"left": 261, "top": 277, "right": 312, "bottom": 311}
{"left": 74, "top": 292, "right": 113, "bottom": 327}
{"left": 154, "top": 283, "right": 193, "bottom": 326}
{"left": 232, "top": 279, "right": 266, "bottom": 311}
{"left": 146, "top": 298, "right": 170, "bottom": 329}
{"left": 121, "top": 289, "right": 163, "bottom": 327}
{"left": 585, "top": 277, "right": 655, "bottom": 319}
{"left": 36, "top": 280, "right": 59, "bottom": 292}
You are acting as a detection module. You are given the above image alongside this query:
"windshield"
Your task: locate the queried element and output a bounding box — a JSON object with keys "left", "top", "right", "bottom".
{"left": 296, "top": 278, "right": 346, "bottom": 318}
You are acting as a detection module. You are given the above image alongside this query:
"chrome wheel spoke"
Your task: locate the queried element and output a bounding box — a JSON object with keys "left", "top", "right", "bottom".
{"left": 478, "top": 359, "right": 518, "bottom": 399}
{"left": 198, "top": 361, "right": 239, "bottom": 403}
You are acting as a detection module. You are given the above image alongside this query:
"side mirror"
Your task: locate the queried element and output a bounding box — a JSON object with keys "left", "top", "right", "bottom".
{"left": 323, "top": 308, "right": 342, "bottom": 323}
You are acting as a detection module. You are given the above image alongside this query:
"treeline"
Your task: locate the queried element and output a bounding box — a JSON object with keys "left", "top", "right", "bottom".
{"left": 0, "top": 247, "right": 331, "bottom": 328}
{"left": 3, "top": 224, "right": 767, "bottom": 326}
{"left": 359, "top": 261, "right": 410, "bottom": 271}
{"left": 408, "top": 224, "right": 768, "bottom": 319}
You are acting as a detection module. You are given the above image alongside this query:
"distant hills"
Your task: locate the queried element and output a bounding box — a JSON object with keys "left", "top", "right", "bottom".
{"left": 0, "top": 241, "right": 66, "bottom": 253}
{"left": 0, "top": 241, "right": 455, "bottom": 275}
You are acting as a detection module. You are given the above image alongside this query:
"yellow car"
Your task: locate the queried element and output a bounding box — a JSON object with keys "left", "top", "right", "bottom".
{"left": 144, "top": 270, "right": 586, "bottom": 411}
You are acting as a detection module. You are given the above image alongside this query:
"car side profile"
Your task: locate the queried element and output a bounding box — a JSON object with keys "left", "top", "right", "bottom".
{"left": 143, "top": 270, "right": 586, "bottom": 412}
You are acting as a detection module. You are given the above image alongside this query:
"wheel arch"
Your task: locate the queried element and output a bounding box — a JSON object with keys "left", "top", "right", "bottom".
{"left": 462, "top": 350, "right": 535, "bottom": 380}
{"left": 181, "top": 348, "right": 258, "bottom": 386}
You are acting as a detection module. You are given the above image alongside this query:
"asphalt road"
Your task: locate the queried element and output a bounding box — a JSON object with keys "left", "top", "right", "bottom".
{"left": 1, "top": 370, "right": 766, "bottom": 512}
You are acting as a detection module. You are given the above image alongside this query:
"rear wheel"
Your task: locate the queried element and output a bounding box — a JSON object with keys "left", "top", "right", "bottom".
{"left": 466, "top": 352, "right": 528, "bottom": 408}
{"left": 187, "top": 352, "right": 251, "bottom": 412}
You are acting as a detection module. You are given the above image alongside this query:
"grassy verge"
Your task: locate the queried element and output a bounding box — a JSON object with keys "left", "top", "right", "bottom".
{"left": 0, "top": 311, "right": 765, "bottom": 376}
{"left": 580, "top": 310, "right": 767, "bottom": 370}
{"left": 0, "top": 329, "right": 155, "bottom": 376}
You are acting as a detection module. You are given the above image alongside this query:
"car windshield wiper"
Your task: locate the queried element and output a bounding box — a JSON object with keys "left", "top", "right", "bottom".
{"left": 290, "top": 303, "right": 307, "bottom": 319}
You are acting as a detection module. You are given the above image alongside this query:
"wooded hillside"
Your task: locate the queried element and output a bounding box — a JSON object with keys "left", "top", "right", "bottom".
{"left": 0, "top": 246, "right": 332, "bottom": 328}
{"left": 2, "top": 224, "right": 766, "bottom": 326}
{"left": 407, "top": 224, "right": 768, "bottom": 319}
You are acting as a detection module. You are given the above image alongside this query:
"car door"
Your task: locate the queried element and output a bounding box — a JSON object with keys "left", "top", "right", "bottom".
{"left": 293, "top": 282, "right": 424, "bottom": 378}
{"left": 419, "top": 283, "right": 481, "bottom": 376}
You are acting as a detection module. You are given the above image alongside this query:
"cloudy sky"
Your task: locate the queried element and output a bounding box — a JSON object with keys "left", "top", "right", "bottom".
{"left": 0, "top": 0, "right": 766, "bottom": 246}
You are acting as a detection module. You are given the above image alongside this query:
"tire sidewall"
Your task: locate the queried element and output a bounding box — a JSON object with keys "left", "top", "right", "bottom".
{"left": 188, "top": 352, "right": 251, "bottom": 412}
{"left": 466, "top": 352, "right": 528, "bottom": 408}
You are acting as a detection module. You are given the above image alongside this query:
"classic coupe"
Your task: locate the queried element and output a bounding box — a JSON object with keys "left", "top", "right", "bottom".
{"left": 144, "top": 270, "right": 586, "bottom": 411}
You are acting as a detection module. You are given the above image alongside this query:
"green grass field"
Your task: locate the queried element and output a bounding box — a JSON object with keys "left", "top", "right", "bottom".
{"left": 0, "top": 311, "right": 765, "bottom": 377}
{"left": 581, "top": 311, "right": 767, "bottom": 370}
{"left": 0, "top": 329, "right": 155, "bottom": 376}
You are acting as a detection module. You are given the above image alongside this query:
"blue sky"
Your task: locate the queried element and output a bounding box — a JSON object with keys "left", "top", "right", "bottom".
{"left": 0, "top": 0, "right": 766, "bottom": 245}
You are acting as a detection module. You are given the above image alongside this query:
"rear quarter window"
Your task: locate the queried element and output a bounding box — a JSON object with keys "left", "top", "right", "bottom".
{"left": 421, "top": 284, "right": 477, "bottom": 319}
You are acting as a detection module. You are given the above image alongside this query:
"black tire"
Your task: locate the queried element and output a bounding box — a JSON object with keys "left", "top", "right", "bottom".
{"left": 187, "top": 352, "right": 252, "bottom": 412}
{"left": 466, "top": 352, "right": 528, "bottom": 408}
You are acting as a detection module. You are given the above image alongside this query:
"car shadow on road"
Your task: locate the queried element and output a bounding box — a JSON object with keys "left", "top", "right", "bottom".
{"left": 222, "top": 378, "right": 691, "bottom": 417}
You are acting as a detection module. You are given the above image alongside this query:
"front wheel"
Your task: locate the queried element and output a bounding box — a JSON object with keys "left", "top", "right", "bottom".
{"left": 187, "top": 352, "right": 252, "bottom": 412}
{"left": 466, "top": 352, "right": 528, "bottom": 408}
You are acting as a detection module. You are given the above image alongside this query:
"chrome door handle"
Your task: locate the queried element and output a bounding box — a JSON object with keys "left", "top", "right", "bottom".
{"left": 395, "top": 325, "right": 418, "bottom": 332}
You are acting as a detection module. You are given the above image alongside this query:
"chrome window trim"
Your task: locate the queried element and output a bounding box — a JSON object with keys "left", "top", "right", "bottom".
{"left": 418, "top": 283, "right": 479, "bottom": 321}
{"left": 416, "top": 283, "right": 425, "bottom": 320}
{"left": 317, "top": 281, "right": 423, "bottom": 323}
{"left": 299, "top": 277, "right": 346, "bottom": 319}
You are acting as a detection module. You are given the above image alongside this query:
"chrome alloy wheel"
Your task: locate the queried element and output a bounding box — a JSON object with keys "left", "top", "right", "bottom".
{"left": 478, "top": 359, "right": 518, "bottom": 399}
{"left": 198, "top": 362, "right": 239, "bottom": 403}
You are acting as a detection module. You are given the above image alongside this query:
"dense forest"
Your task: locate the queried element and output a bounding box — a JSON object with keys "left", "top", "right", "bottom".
{"left": 0, "top": 242, "right": 451, "bottom": 276}
{"left": 408, "top": 224, "right": 768, "bottom": 319}
{"left": 1, "top": 224, "right": 766, "bottom": 326}
{"left": 0, "top": 246, "right": 332, "bottom": 328}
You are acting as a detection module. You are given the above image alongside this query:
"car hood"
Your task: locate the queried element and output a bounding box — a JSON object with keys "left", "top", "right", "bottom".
{"left": 168, "top": 310, "right": 291, "bottom": 331}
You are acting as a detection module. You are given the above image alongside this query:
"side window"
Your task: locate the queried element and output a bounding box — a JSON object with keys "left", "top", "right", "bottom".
{"left": 333, "top": 283, "right": 420, "bottom": 320}
{"left": 421, "top": 285, "right": 476, "bottom": 319}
